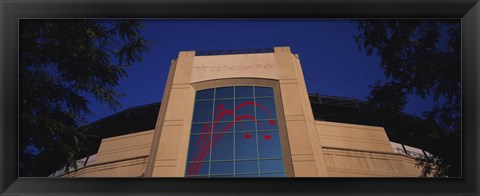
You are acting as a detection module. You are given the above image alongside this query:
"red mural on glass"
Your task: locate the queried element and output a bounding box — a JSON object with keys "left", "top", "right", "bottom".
{"left": 244, "top": 133, "right": 252, "bottom": 139}
{"left": 188, "top": 101, "right": 277, "bottom": 175}
{"left": 263, "top": 134, "right": 272, "bottom": 140}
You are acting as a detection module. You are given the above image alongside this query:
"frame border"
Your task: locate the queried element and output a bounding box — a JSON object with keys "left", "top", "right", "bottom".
{"left": 1, "top": 0, "right": 478, "bottom": 195}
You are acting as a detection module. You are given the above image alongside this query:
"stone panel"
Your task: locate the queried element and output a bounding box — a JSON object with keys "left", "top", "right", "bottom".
{"left": 279, "top": 84, "right": 303, "bottom": 116}
{"left": 95, "top": 130, "right": 154, "bottom": 164}
{"left": 315, "top": 121, "right": 394, "bottom": 153}
{"left": 155, "top": 126, "right": 183, "bottom": 160}
{"left": 192, "top": 53, "right": 278, "bottom": 83}
{"left": 292, "top": 161, "right": 318, "bottom": 177}
{"left": 164, "top": 88, "right": 190, "bottom": 121}
{"left": 285, "top": 121, "right": 313, "bottom": 155}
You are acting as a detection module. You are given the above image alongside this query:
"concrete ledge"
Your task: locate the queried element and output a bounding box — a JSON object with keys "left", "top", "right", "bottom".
{"left": 102, "top": 129, "right": 154, "bottom": 142}
{"left": 58, "top": 155, "right": 148, "bottom": 177}
{"left": 315, "top": 120, "right": 385, "bottom": 132}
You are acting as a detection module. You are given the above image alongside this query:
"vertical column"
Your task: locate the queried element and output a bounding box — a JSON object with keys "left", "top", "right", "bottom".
{"left": 274, "top": 47, "right": 328, "bottom": 177}
{"left": 146, "top": 51, "right": 196, "bottom": 177}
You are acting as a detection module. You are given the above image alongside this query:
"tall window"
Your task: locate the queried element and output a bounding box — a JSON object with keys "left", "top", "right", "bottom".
{"left": 186, "top": 86, "right": 285, "bottom": 177}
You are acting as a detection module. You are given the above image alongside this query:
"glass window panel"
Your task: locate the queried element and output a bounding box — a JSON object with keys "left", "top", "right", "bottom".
{"left": 191, "top": 123, "right": 211, "bottom": 134}
{"left": 187, "top": 86, "right": 285, "bottom": 178}
{"left": 235, "top": 132, "right": 257, "bottom": 160}
{"left": 236, "top": 173, "right": 259, "bottom": 177}
{"left": 215, "top": 87, "right": 233, "bottom": 99}
{"left": 211, "top": 174, "right": 234, "bottom": 177}
{"left": 196, "top": 89, "right": 214, "bottom": 100}
{"left": 210, "top": 161, "right": 233, "bottom": 175}
{"left": 211, "top": 133, "right": 233, "bottom": 161}
{"left": 258, "top": 132, "right": 282, "bottom": 159}
{"left": 192, "top": 100, "right": 213, "bottom": 123}
{"left": 187, "top": 134, "right": 211, "bottom": 162}
{"left": 235, "top": 160, "right": 259, "bottom": 173}
{"left": 260, "top": 172, "right": 285, "bottom": 177}
{"left": 259, "top": 159, "right": 284, "bottom": 173}
{"left": 212, "top": 122, "right": 234, "bottom": 133}
{"left": 235, "top": 121, "right": 256, "bottom": 132}
{"left": 186, "top": 175, "right": 209, "bottom": 178}
{"left": 185, "top": 162, "right": 209, "bottom": 176}
{"left": 214, "top": 100, "right": 234, "bottom": 121}
{"left": 255, "top": 98, "right": 277, "bottom": 120}
{"left": 235, "top": 98, "right": 255, "bottom": 122}
{"left": 255, "top": 86, "right": 274, "bottom": 97}
{"left": 235, "top": 86, "right": 253, "bottom": 98}
{"left": 257, "top": 120, "right": 278, "bottom": 131}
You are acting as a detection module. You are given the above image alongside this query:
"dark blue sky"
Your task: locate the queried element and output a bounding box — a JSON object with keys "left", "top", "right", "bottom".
{"left": 84, "top": 19, "right": 438, "bottom": 124}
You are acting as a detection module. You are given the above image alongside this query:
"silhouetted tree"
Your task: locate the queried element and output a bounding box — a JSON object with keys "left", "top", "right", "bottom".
{"left": 355, "top": 19, "right": 461, "bottom": 177}
{"left": 19, "top": 19, "right": 150, "bottom": 176}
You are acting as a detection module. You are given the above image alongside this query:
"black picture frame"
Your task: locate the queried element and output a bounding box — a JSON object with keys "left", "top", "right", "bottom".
{"left": 1, "top": 0, "right": 478, "bottom": 195}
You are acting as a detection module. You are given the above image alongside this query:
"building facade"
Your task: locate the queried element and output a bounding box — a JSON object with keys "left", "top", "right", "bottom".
{"left": 53, "top": 47, "right": 426, "bottom": 177}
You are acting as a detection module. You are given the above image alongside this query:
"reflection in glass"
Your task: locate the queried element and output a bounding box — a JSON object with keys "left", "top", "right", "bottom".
{"left": 236, "top": 173, "right": 260, "bottom": 177}
{"left": 235, "top": 121, "right": 256, "bottom": 132}
{"left": 255, "top": 86, "right": 274, "bottom": 97}
{"left": 192, "top": 100, "right": 213, "bottom": 123}
{"left": 187, "top": 134, "right": 211, "bottom": 162}
{"left": 235, "top": 132, "right": 257, "bottom": 160}
{"left": 255, "top": 97, "right": 277, "bottom": 120}
{"left": 260, "top": 172, "right": 285, "bottom": 177}
{"left": 235, "top": 160, "right": 259, "bottom": 173}
{"left": 186, "top": 162, "right": 209, "bottom": 176}
{"left": 235, "top": 98, "right": 255, "bottom": 121}
{"left": 213, "top": 122, "right": 234, "bottom": 133}
{"left": 235, "top": 86, "right": 254, "bottom": 98}
{"left": 215, "top": 87, "right": 234, "bottom": 99}
{"left": 210, "top": 161, "right": 233, "bottom": 174}
{"left": 258, "top": 132, "right": 282, "bottom": 159}
{"left": 257, "top": 120, "right": 278, "bottom": 131}
{"left": 191, "top": 123, "right": 211, "bottom": 134}
{"left": 211, "top": 174, "right": 234, "bottom": 177}
{"left": 196, "top": 88, "right": 214, "bottom": 100}
{"left": 211, "top": 133, "right": 233, "bottom": 160}
{"left": 260, "top": 159, "right": 284, "bottom": 172}
{"left": 214, "top": 100, "right": 234, "bottom": 121}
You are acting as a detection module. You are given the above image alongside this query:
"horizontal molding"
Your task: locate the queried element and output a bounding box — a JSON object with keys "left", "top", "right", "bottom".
{"left": 279, "top": 79, "right": 297, "bottom": 84}
{"left": 285, "top": 115, "right": 305, "bottom": 121}
{"left": 171, "top": 85, "right": 190, "bottom": 89}
{"left": 326, "top": 167, "right": 398, "bottom": 177}
{"left": 163, "top": 120, "right": 185, "bottom": 126}
{"left": 97, "top": 143, "right": 152, "bottom": 155}
{"left": 63, "top": 161, "right": 147, "bottom": 177}
{"left": 291, "top": 154, "right": 315, "bottom": 162}
{"left": 102, "top": 129, "right": 155, "bottom": 142}
{"left": 161, "top": 123, "right": 185, "bottom": 127}
{"left": 322, "top": 146, "right": 417, "bottom": 161}
{"left": 317, "top": 132, "right": 389, "bottom": 142}
{"left": 319, "top": 135, "right": 391, "bottom": 146}
{"left": 154, "top": 159, "right": 178, "bottom": 167}
{"left": 315, "top": 121, "right": 384, "bottom": 132}
{"left": 57, "top": 155, "right": 149, "bottom": 177}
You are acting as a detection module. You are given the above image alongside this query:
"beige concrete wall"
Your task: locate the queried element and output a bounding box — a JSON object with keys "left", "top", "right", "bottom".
{"left": 60, "top": 156, "right": 148, "bottom": 177}
{"left": 323, "top": 147, "right": 422, "bottom": 177}
{"left": 315, "top": 121, "right": 422, "bottom": 177}
{"left": 274, "top": 47, "right": 329, "bottom": 177}
{"left": 60, "top": 129, "right": 154, "bottom": 177}
{"left": 95, "top": 130, "right": 154, "bottom": 164}
{"left": 192, "top": 53, "right": 278, "bottom": 82}
{"left": 146, "top": 51, "right": 197, "bottom": 177}
{"left": 315, "top": 121, "right": 394, "bottom": 153}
